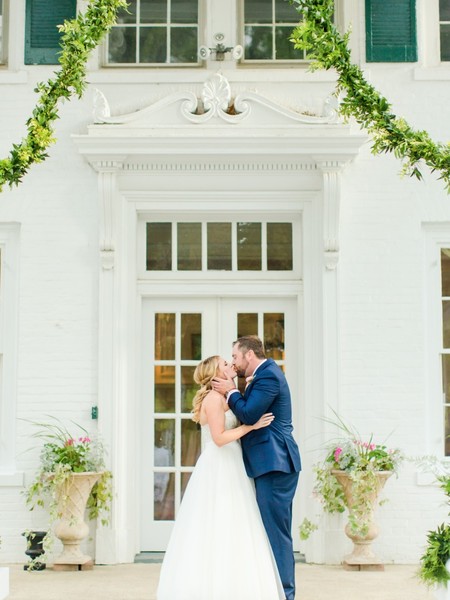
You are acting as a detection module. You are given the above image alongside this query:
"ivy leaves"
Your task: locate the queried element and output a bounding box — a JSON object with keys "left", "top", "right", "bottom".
{"left": 290, "top": 0, "right": 450, "bottom": 191}
{"left": 0, "top": 0, "right": 127, "bottom": 192}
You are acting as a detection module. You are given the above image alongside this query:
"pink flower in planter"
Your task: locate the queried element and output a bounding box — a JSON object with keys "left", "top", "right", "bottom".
{"left": 334, "top": 447, "right": 343, "bottom": 462}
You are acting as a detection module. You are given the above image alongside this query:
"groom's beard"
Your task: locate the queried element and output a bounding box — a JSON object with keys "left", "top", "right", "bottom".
{"left": 234, "top": 367, "right": 245, "bottom": 378}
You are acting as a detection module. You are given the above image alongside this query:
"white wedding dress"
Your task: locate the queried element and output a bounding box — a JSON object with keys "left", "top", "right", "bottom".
{"left": 157, "top": 410, "right": 285, "bottom": 600}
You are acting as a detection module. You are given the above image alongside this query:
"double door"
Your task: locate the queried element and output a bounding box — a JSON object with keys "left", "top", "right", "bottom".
{"left": 140, "top": 296, "right": 299, "bottom": 550}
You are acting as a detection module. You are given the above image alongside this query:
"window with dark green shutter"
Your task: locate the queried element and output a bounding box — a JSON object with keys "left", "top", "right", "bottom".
{"left": 25, "top": 0, "right": 76, "bottom": 65}
{"left": 365, "top": 0, "right": 417, "bottom": 62}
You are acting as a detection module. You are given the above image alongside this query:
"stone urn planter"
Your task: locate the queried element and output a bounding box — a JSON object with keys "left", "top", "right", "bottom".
{"left": 332, "top": 470, "right": 392, "bottom": 570}
{"left": 53, "top": 472, "right": 101, "bottom": 567}
{"left": 23, "top": 530, "right": 47, "bottom": 570}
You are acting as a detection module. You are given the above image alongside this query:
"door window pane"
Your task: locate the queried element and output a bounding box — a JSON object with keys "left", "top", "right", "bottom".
{"left": 442, "top": 250, "right": 450, "bottom": 296}
{"left": 445, "top": 406, "right": 450, "bottom": 457}
{"left": 181, "top": 366, "right": 197, "bottom": 412}
{"left": 155, "top": 313, "right": 175, "bottom": 360}
{"left": 181, "top": 314, "right": 201, "bottom": 360}
{"left": 181, "top": 472, "right": 192, "bottom": 500}
{"left": 177, "top": 223, "right": 201, "bottom": 270}
{"left": 238, "top": 223, "right": 261, "bottom": 270}
{"left": 154, "top": 419, "right": 175, "bottom": 466}
{"left": 444, "top": 301, "right": 450, "bottom": 348}
{"left": 440, "top": 1, "right": 450, "bottom": 60}
{"left": 172, "top": 0, "right": 198, "bottom": 23}
{"left": 207, "top": 223, "right": 232, "bottom": 270}
{"left": 171, "top": 27, "right": 198, "bottom": 62}
{"left": 154, "top": 472, "right": 174, "bottom": 520}
{"left": 154, "top": 366, "right": 175, "bottom": 412}
{"left": 267, "top": 223, "right": 293, "bottom": 270}
{"left": 237, "top": 313, "right": 258, "bottom": 338}
{"left": 147, "top": 223, "right": 172, "bottom": 270}
{"left": 264, "top": 313, "right": 285, "bottom": 360}
{"left": 181, "top": 419, "right": 201, "bottom": 466}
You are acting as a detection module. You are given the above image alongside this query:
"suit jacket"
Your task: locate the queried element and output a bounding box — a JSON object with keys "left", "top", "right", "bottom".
{"left": 228, "top": 358, "right": 301, "bottom": 479}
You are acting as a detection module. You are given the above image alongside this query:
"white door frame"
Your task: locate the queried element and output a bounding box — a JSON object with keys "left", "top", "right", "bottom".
{"left": 139, "top": 295, "right": 301, "bottom": 551}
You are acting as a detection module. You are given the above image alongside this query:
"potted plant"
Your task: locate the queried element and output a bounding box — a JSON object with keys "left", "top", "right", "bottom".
{"left": 24, "top": 418, "right": 112, "bottom": 570}
{"left": 418, "top": 461, "right": 450, "bottom": 599}
{"left": 300, "top": 412, "right": 403, "bottom": 569}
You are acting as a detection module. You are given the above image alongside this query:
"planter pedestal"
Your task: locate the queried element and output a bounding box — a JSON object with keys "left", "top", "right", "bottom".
{"left": 332, "top": 470, "right": 392, "bottom": 571}
{"left": 52, "top": 472, "right": 101, "bottom": 570}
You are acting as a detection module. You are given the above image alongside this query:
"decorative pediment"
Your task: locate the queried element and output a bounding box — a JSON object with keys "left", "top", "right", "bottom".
{"left": 92, "top": 72, "right": 339, "bottom": 128}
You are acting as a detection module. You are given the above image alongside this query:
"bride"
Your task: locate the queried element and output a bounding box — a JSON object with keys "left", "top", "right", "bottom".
{"left": 156, "top": 355, "right": 285, "bottom": 600}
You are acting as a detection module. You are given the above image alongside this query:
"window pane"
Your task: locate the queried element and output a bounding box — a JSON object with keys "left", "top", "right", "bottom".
{"left": 108, "top": 27, "right": 137, "bottom": 63}
{"left": 207, "top": 223, "right": 232, "bottom": 270}
{"left": 140, "top": 27, "right": 167, "bottom": 62}
{"left": 442, "top": 355, "right": 450, "bottom": 403}
{"left": 177, "top": 223, "right": 201, "bottom": 270}
{"left": 444, "top": 302, "right": 450, "bottom": 348}
{"left": 275, "top": 0, "right": 299, "bottom": 23}
{"left": 275, "top": 26, "right": 302, "bottom": 60}
{"left": 441, "top": 250, "right": 450, "bottom": 295}
{"left": 181, "top": 366, "right": 197, "bottom": 412}
{"left": 181, "top": 314, "right": 201, "bottom": 360}
{"left": 172, "top": 0, "right": 198, "bottom": 23}
{"left": 181, "top": 419, "right": 201, "bottom": 466}
{"left": 440, "top": 0, "right": 450, "bottom": 21}
{"left": 154, "top": 419, "right": 175, "bottom": 466}
{"left": 0, "top": 0, "right": 3, "bottom": 62}
{"left": 445, "top": 406, "right": 450, "bottom": 457}
{"left": 244, "top": 26, "right": 272, "bottom": 59}
{"left": 154, "top": 366, "right": 175, "bottom": 412}
{"left": 267, "top": 223, "right": 293, "bottom": 270}
{"left": 237, "top": 313, "right": 258, "bottom": 338}
{"left": 171, "top": 27, "right": 198, "bottom": 63}
{"left": 238, "top": 223, "right": 262, "bottom": 270}
{"left": 441, "top": 24, "right": 450, "bottom": 61}
{"left": 116, "top": 0, "right": 137, "bottom": 23}
{"left": 245, "top": 0, "right": 272, "bottom": 23}
{"left": 155, "top": 313, "right": 175, "bottom": 360}
{"left": 181, "top": 472, "right": 192, "bottom": 500}
{"left": 154, "top": 472, "right": 174, "bottom": 520}
{"left": 141, "top": 0, "right": 166, "bottom": 23}
{"left": 147, "top": 223, "right": 171, "bottom": 270}
{"left": 264, "top": 313, "right": 285, "bottom": 360}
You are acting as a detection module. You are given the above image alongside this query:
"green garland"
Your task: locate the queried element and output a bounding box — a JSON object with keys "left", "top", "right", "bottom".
{"left": 290, "top": 0, "right": 450, "bottom": 191}
{"left": 0, "top": 0, "right": 127, "bottom": 192}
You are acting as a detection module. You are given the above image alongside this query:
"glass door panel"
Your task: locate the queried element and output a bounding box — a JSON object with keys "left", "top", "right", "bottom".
{"left": 140, "top": 296, "right": 298, "bottom": 550}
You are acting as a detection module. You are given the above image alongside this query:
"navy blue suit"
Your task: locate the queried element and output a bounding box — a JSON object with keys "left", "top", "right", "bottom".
{"left": 228, "top": 359, "right": 301, "bottom": 600}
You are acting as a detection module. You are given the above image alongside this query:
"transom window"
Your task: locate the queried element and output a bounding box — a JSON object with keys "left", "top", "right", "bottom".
{"left": 242, "top": 0, "right": 304, "bottom": 61}
{"left": 145, "top": 221, "right": 294, "bottom": 272}
{"left": 440, "top": 0, "right": 450, "bottom": 61}
{"left": 441, "top": 249, "right": 450, "bottom": 455}
{"left": 107, "top": 0, "right": 199, "bottom": 65}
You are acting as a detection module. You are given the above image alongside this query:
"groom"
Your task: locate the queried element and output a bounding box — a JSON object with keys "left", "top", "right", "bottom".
{"left": 213, "top": 335, "right": 301, "bottom": 600}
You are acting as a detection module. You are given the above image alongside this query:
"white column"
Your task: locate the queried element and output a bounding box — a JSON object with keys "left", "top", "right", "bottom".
{"left": 92, "top": 160, "right": 133, "bottom": 564}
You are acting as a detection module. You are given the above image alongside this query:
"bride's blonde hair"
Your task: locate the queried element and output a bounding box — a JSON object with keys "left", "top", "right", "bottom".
{"left": 191, "top": 355, "right": 220, "bottom": 423}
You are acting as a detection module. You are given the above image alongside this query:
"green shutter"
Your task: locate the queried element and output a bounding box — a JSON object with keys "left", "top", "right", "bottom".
{"left": 25, "top": 0, "right": 76, "bottom": 65}
{"left": 366, "top": 0, "right": 417, "bottom": 62}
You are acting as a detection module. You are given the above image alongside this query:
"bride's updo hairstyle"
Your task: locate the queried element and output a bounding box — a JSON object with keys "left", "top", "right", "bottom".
{"left": 191, "top": 355, "right": 220, "bottom": 423}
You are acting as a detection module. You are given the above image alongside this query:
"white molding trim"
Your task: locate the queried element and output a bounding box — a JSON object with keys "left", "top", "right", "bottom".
{"left": 0, "top": 223, "right": 20, "bottom": 479}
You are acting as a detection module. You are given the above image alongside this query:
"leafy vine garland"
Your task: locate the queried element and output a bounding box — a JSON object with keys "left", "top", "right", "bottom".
{"left": 290, "top": 0, "right": 450, "bottom": 191}
{"left": 0, "top": 0, "right": 127, "bottom": 192}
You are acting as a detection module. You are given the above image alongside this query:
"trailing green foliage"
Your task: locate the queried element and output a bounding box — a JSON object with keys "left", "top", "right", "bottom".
{"left": 290, "top": 0, "right": 450, "bottom": 191}
{"left": 0, "top": 0, "right": 127, "bottom": 192}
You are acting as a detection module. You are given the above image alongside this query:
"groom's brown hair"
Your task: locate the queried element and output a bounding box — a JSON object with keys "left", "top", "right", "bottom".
{"left": 234, "top": 335, "right": 266, "bottom": 359}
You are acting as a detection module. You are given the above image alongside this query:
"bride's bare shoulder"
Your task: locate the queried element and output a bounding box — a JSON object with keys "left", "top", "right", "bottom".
{"left": 202, "top": 390, "right": 225, "bottom": 408}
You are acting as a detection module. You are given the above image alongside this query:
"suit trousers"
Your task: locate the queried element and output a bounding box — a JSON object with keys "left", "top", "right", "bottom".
{"left": 254, "top": 470, "right": 300, "bottom": 600}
